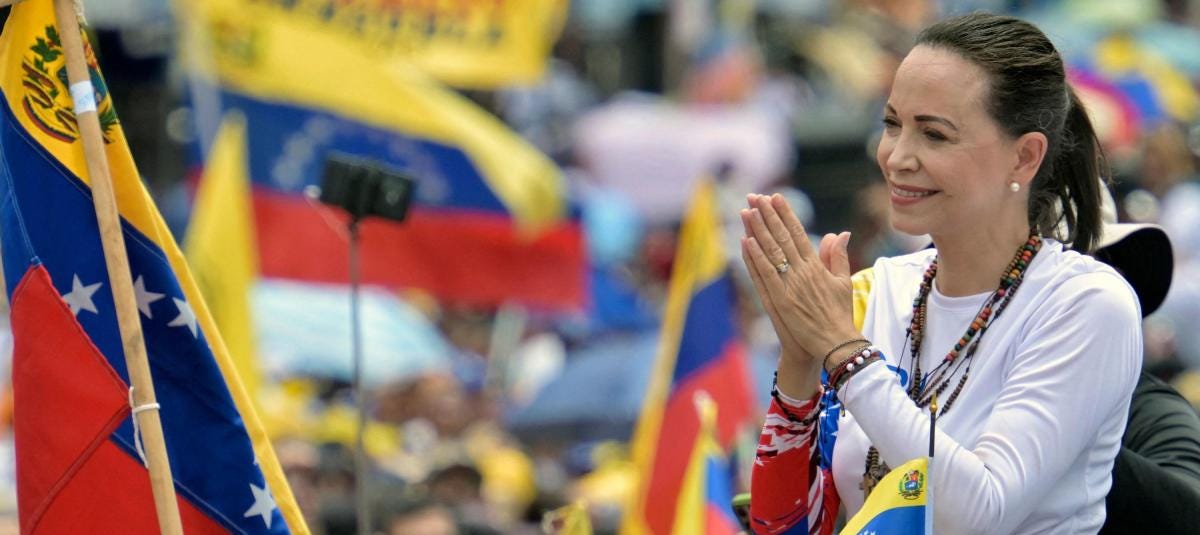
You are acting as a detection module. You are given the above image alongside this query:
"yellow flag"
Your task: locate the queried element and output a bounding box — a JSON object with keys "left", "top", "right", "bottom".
{"left": 184, "top": 112, "right": 263, "bottom": 403}
{"left": 187, "top": 0, "right": 568, "bottom": 89}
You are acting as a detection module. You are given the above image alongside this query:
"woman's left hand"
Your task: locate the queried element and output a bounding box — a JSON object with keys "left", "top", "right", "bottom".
{"left": 740, "top": 193, "right": 860, "bottom": 365}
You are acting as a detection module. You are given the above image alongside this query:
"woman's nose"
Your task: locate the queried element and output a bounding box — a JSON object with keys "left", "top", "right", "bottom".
{"left": 885, "top": 136, "right": 920, "bottom": 174}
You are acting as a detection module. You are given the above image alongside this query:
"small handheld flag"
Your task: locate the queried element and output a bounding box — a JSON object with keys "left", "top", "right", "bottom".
{"left": 839, "top": 392, "right": 937, "bottom": 535}
{"left": 839, "top": 457, "right": 930, "bottom": 535}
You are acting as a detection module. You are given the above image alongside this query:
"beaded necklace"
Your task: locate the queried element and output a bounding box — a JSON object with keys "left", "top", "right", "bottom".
{"left": 859, "top": 233, "right": 1043, "bottom": 499}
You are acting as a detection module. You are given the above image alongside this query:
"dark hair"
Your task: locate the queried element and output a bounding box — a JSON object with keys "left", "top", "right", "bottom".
{"left": 916, "top": 13, "right": 1106, "bottom": 252}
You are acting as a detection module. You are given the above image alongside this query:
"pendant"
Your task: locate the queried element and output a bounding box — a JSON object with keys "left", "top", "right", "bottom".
{"left": 860, "top": 459, "right": 891, "bottom": 499}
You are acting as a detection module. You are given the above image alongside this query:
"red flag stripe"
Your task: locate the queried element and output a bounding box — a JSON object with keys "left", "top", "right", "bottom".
{"left": 10, "top": 265, "right": 224, "bottom": 533}
{"left": 253, "top": 189, "right": 586, "bottom": 310}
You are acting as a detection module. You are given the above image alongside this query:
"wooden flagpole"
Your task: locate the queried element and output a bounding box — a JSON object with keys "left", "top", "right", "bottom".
{"left": 51, "top": 0, "right": 184, "bottom": 532}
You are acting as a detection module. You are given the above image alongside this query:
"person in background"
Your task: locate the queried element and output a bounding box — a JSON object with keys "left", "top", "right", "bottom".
{"left": 1133, "top": 123, "right": 1200, "bottom": 372}
{"left": 1090, "top": 205, "right": 1200, "bottom": 534}
{"left": 374, "top": 494, "right": 459, "bottom": 535}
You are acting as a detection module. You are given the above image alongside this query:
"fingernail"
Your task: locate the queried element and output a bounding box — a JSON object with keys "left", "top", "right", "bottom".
{"left": 772, "top": 193, "right": 783, "bottom": 201}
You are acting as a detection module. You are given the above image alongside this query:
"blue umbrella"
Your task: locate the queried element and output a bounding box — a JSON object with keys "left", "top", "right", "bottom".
{"left": 253, "top": 279, "right": 454, "bottom": 385}
{"left": 507, "top": 332, "right": 658, "bottom": 441}
{"left": 507, "top": 331, "right": 778, "bottom": 441}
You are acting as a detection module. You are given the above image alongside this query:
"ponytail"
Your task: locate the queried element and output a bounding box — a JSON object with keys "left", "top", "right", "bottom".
{"left": 1030, "top": 87, "right": 1107, "bottom": 253}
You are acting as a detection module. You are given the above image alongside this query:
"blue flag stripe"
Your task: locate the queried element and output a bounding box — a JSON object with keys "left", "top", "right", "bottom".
{"left": 852, "top": 504, "right": 925, "bottom": 534}
{"left": 213, "top": 85, "right": 509, "bottom": 213}
{"left": 672, "top": 274, "right": 738, "bottom": 384}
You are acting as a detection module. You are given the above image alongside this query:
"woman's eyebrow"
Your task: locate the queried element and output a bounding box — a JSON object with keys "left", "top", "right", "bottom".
{"left": 884, "top": 104, "right": 959, "bottom": 131}
{"left": 915, "top": 115, "right": 959, "bottom": 131}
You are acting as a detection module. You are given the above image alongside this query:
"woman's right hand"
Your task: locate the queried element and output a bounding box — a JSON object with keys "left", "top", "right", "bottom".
{"left": 739, "top": 194, "right": 829, "bottom": 395}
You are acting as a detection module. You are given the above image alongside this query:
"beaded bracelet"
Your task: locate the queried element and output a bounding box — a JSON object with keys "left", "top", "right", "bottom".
{"left": 824, "top": 342, "right": 872, "bottom": 376}
{"left": 821, "top": 337, "right": 871, "bottom": 370}
{"left": 771, "top": 372, "right": 819, "bottom": 425}
{"left": 828, "top": 347, "right": 869, "bottom": 389}
{"left": 829, "top": 346, "right": 883, "bottom": 391}
{"left": 831, "top": 352, "right": 881, "bottom": 391}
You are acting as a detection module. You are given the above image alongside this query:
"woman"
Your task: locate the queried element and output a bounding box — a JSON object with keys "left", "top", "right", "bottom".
{"left": 743, "top": 13, "right": 1141, "bottom": 534}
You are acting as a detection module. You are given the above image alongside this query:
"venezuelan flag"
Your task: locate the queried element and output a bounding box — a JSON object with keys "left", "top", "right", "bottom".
{"left": 0, "top": 1, "right": 304, "bottom": 532}
{"left": 673, "top": 392, "right": 742, "bottom": 535}
{"left": 622, "top": 181, "right": 754, "bottom": 535}
{"left": 175, "top": 0, "right": 584, "bottom": 311}
{"left": 840, "top": 458, "right": 930, "bottom": 535}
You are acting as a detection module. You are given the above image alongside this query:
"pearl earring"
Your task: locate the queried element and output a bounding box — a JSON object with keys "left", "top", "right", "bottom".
{"left": 1010, "top": 182, "right": 1021, "bottom": 192}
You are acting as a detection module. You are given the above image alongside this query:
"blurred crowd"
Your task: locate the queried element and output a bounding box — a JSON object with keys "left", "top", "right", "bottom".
{"left": 1, "top": 0, "right": 1199, "bottom": 533}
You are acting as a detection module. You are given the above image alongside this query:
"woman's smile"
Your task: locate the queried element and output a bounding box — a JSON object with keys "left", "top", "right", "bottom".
{"left": 889, "top": 183, "right": 941, "bottom": 206}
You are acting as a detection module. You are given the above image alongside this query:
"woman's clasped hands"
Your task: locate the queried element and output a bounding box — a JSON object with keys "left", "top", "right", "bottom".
{"left": 739, "top": 193, "right": 862, "bottom": 390}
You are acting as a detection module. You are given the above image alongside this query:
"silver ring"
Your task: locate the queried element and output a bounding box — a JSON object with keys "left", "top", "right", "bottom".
{"left": 775, "top": 260, "right": 790, "bottom": 274}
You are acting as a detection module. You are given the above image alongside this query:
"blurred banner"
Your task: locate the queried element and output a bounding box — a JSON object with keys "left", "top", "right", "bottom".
{"left": 214, "top": 0, "right": 569, "bottom": 89}
{"left": 175, "top": 0, "right": 585, "bottom": 311}
{"left": 0, "top": 1, "right": 304, "bottom": 531}
{"left": 573, "top": 97, "right": 793, "bottom": 225}
{"left": 621, "top": 181, "right": 754, "bottom": 535}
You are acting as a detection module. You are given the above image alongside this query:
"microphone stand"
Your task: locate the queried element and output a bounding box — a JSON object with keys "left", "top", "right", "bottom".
{"left": 348, "top": 216, "right": 369, "bottom": 535}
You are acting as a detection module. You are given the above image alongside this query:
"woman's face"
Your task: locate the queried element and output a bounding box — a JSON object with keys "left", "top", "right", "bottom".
{"left": 876, "top": 45, "right": 1021, "bottom": 238}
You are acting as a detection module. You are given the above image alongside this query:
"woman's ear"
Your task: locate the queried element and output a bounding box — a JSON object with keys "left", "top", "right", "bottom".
{"left": 1013, "top": 131, "right": 1049, "bottom": 187}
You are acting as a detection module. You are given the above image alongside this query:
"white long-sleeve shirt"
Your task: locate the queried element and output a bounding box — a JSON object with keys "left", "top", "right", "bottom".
{"left": 830, "top": 240, "right": 1142, "bottom": 534}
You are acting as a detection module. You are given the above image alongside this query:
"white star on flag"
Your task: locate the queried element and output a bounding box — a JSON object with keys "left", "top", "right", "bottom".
{"left": 167, "top": 297, "right": 198, "bottom": 338}
{"left": 243, "top": 482, "right": 277, "bottom": 528}
{"left": 62, "top": 274, "right": 102, "bottom": 316}
{"left": 133, "top": 275, "right": 165, "bottom": 319}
